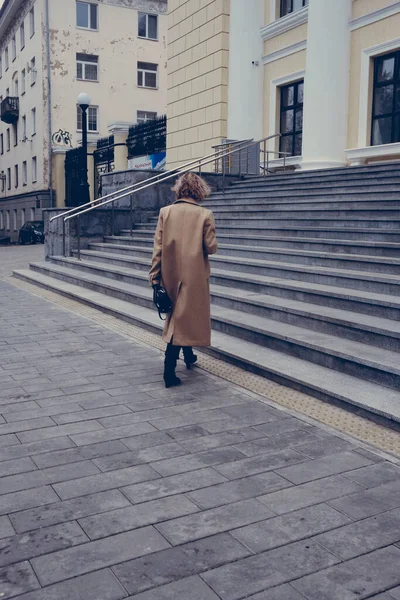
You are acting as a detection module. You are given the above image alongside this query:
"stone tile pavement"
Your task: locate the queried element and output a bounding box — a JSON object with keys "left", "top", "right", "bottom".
{"left": 0, "top": 272, "right": 400, "bottom": 598}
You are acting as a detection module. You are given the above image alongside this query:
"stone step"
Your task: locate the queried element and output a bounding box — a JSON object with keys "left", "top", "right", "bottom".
{"left": 223, "top": 179, "right": 400, "bottom": 193}
{"left": 210, "top": 217, "right": 400, "bottom": 229}
{"left": 204, "top": 197, "right": 400, "bottom": 210}
{"left": 49, "top": 255, "right": 400, "bottom": 351}
{"left": 192, "top": 207, "right": 400, "bottom": 219}
{"left": 13, "top": 266, "right": 400, "bottom": 422}
{"left": 103, "top": 237, "right": 400, "bottom": 275}
{"left": 87, "top": 242, "right": 400, "bottom": 295}
{"left": 209, "top": 191, "right": 400, "bottom": 202}
{"left": 118, "top": 232, "right": 400, "bottom": 258}
{"left": 72, "top": 249, "right": 400, "bottom": 320}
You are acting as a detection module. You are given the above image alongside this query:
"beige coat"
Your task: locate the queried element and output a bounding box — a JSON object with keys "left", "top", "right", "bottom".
{"left": 149, "top": 198, "right": 218, "bottom": 347}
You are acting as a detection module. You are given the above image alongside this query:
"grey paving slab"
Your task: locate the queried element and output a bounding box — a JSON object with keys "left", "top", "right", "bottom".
{"left": 234, "top": 429, "right": 321, "bottom": 457}
{"left": 258, "top": 473, "right": 365, "bottom": 515}
{"left": 121, "top": 431, "right": 175, "bottom": 450}
{"left": 178, "top": 428, "right": 266, "bottom": 452}
{"left": 2, "top": 402, "right": 83, "bottom": 423}
{"left": 79, "top": 494, "right": 200, "bottom": 539}
{"left": 314, "top": 507, "right": 400, "bottom": 560}
{"left": 0, "top": 516, "right": 14, "bottom": 539}
{"left": 148, "top": 409, "right": 229, "bottom": 431}
{"left": 51, "top": 404, "right": 132, "bottom": 425}
{"left": 202, "top": 539, "right": 339, "bottom": 600}
{"left": 0, "top": 437, "right": 75, "bottom": 463}
{"left": 12, "top": 569, "right": 127, "bottom": 600}
{"left": 0, "top": 460, "right": 100, "bottom": 495}
{"left": 201, "top": 413, "right": 283, "bottom": 434}
{"left": 155, "top": 498, "right": 274, "bottom": 545}
{"left": 388, "top": 587, "right": 400, "bottom": 599}
{"left": 31, "top": 526, "right": 171, "bottom": 586}
{"left": 343, "top": 461, "right": 400, "bottom": 488}
{"left": 163, "top": 424, "right": 209, "bottom": 440}
{"left": 292, "top": 545, "right": 400, "bottom": 600}
{"left": 214, "top": 448, "right": 307, "bottom": 480}
{"left": 187, "top": 472, "right": 292, "bottom": 509}
{"left": 126, "top": 575, "right": 220, "bottom": 599}
{"left": 0, "top": 417, "right": 55, "bottom": 436}
{"left": 294, "top": 435, "right": 355, "bottom": 459}
{"left": 151, "top": 446, "right": 247, "bottom": 477}
{"left": 10, "top": 489, "right": 131, "bottom": 534}
{"left": 98, "top": 407, "right": 180, "bottom": 428}
{"left": 69, "top": 421, "right": 157, "bottom": 446}
{"left": 0, "top": 521, "right": 88, "bottom": 567}
{"left": 0, "top": 486, "right": 59, "bottom": 516}
{"left": 112, "top": 532, "right": 251, "bottom": 595}
{"left": 53, "top": 464, "right": 161, "bottom": 500}
{"left": 232, "top": 503, "right": 351, "bottom": 553}
{"left": 0, "top": 457, "right": 37, "bottom": 477}
{"left": 247, "top": 584, "right": 309, "bottom": 599}
{"left": 329, "top": 478, "right": 400, "bottom": 519}
{"left": 122, "top": 467, "right": 227, "bottom": 504}
{"left": 275, "top": 451, "right": 374, "bottom": 484}
{"left": 0, "top": 434, "right": 20, "bottom": 448}
{"left": 31, "top": 440, "right": 129, "bottom": 469}
{"left": 16, "top": 420, "right": 105, "bottom": 444}
{"left": 0, "top": 561, "right": 40, "bottom": 598}
{"left": 93, "top": 442, "right": 187, "bottom": 472}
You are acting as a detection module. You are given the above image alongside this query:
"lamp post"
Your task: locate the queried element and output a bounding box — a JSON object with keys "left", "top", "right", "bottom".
{"left": 77, "top": 92, "right": 91, "bottom": 205}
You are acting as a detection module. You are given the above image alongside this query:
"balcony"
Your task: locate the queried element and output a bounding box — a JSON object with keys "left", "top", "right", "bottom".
{"left": 1, "top": 97, "right": 19, "bottom": 124}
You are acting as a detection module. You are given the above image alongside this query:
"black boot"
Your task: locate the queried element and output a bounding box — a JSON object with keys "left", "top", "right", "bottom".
{"left": 183, "top": 347, "right": 198, "bottom": 369}
{"left": 164, "top": 343, "right": 182, "bottom": 389}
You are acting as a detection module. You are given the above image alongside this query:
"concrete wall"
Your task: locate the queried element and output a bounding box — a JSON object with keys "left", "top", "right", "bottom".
{"left": 167, "top": 0, "right": 230, "bottom": 169}
{"left": 0, "top": 188, "right": 52, "bottom": 242}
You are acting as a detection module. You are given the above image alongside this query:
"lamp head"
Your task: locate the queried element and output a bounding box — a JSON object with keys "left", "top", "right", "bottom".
{"left": 77, "top": 92, "right": 91, "bottom": 109}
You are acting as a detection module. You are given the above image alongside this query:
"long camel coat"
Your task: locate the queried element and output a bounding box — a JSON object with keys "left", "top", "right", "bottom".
{"left": 149, "top": 198, "right": 218, "bottom": 347}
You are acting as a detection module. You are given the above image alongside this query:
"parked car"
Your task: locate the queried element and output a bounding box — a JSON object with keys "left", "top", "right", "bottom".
{"left": 18, "top": 221, "right": 45, "bottom": 245}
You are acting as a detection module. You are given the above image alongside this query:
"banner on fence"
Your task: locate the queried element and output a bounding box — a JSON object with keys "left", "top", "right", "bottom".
{"left": 128, "top": 152, "right": 166, "bottom": 171}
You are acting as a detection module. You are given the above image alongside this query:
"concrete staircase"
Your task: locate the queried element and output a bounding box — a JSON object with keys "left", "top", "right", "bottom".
{"left": 14, "top": 163, "right": 400, "bottom": 424}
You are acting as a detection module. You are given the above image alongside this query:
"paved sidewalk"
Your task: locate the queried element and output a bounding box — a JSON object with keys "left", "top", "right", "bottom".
{"left": 1, "top": 279, "right": 400, "bottom": 600}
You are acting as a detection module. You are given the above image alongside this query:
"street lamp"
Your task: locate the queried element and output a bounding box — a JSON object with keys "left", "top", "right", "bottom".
{"left": 77, "top": 92, "right": 91, "bottom": 205}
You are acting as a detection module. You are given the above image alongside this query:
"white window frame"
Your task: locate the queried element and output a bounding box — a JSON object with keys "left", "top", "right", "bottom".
{"left": 138, "top": 12, "right": 158, "bottom": 40}
{"left": 137, "top": 110, "right": 157, "bottom": 124}
{"left": 14, "top": 77, "right": 19, "bottom": 97}
{"left": 77, "top": 105, "right": 99, "bottom": 132}
{"left": 0, "top": 134, "right": 3, "bottom": 155}
{"left": 13, "top": 208, "right": 17, "bottom": 229}
{"left": 21, "top": 68, "right": 26, "bottom": 94}
{"left": 7, "top": 170, "right": 11, "bottom": 191}
{"left": 30, "top": 57, "right": 36, "bottom": 85}
{"left": 31, "top": 107, "right": 36, "bottom": 136}
{"left": 21, "top": 208, "right": 25, "bottom": 224}
{"left": 32, "top": 158, "right": 37, "bottom": 183}
{"left": 5, "top": 47, "right": 9, "bottom": 71}
{"left": 6, "top": 129, "right": 10, "bottom": 151}
{"left": 0, "top": 56, "right": 2, "bottom": 78}
{"left": 22, "top": 162, "right": 27, "bottom": 186}
{"left": 11, "top": 35, "right": 16, "bottom": 61}
{"left": 0, "top": 212, "right": 3, "bottom": 229}
{"left": 137, "top": 62, "right": 158, "bottom": 89}
{"left": 6, "top": 210, "right": 10, "bottom": 230}
{"left": 30, "top": 7, "right": 35, "bottom": 37}
{"left": 20, "top": 21, "right": 25, "bottom": 49}
{"left": 76, "top": 1, "right": 98, "bottom": 31}
{"left": 22, "top": 115, "right": 27, "bottom": 141}
{"left": 76, "top": 54, "right": 98, "bottom": 81}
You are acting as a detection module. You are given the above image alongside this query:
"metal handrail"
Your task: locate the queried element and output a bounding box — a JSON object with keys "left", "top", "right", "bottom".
{"left": 55, "top": 132, "right": 282, "bottom": 259}
{"left": 50, "top": 141, "right": 256, "bottom": 224}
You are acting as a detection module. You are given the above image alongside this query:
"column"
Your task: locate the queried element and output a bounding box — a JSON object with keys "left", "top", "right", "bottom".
{"left": 51, "top": 148, "right": 67, "bottom": 207}
{"left": 227, "top": 0, "right": 264, "bottom": 141}
{"left": 300, "top": 0, "right": 352, "bottom": 170}
{"left": 108, "top": 122, "right": 132, "bottom": 172}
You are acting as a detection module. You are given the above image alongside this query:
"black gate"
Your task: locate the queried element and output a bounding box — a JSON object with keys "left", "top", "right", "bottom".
{"left": 94, "top": 136, "right": 114, "bottom": 199}
{"left": 127, "top": 115, "right": 166, "bottom": 159}
{"left": 65, "top": 146, "right": 86, "bottom": 207}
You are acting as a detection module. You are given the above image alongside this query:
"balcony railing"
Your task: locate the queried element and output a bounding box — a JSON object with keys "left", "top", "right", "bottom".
{"left": 1, "top": 97, "right": 19, "bottom": 125}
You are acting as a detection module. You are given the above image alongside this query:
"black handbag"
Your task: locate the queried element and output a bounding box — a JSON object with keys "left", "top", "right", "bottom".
{"left": 153, "top": 285, "right": 172, "bottom": 320}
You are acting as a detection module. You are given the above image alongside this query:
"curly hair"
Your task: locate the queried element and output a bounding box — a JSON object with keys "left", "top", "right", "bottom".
{"left": 172, "top": 172, "right": 211, "bottom": 202}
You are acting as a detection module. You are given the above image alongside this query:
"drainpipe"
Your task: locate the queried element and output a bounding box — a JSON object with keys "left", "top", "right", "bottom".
{"left": 45, "top": 0, "right": 54, "bottom": 206}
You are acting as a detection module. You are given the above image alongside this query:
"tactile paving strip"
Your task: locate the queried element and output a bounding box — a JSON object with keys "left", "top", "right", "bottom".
{"left": 9, "top": 275, "right": 400, "bottom": 460}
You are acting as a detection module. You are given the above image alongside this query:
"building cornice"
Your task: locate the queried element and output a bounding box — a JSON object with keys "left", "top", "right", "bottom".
{"left": 263, "top": 40, "right": 307, "bottom": 65}
{"left": 261, "top": 7, "right": 308, "bottom": 41}
{"left": 0, "top": 0, "right": 24, "bottom": 44}
{"left": 350, "top": 1, "right": 400, "bottom": 31}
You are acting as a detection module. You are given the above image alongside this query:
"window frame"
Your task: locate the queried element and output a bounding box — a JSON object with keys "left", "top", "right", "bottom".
{"left": 371, "top": 50, "right": 400, "bottom": 147}
{"left": 13, "top": 123, "right": 18, "bottom": 147}
{"left": 11, "top": 35, "right": 16, "bottom": 61}
{"left": 30, "top": 57, "right": 36, "bottom": 85}
{"left": 5, "top": 47, "right": 9, "bottom": 71}
{"left": 76, "top": 1, "right": 98, "bottom": 31}
{"left": 32, "top": 157, "right": 37, "bottom": 183}
{"left": 137, "top": 61, "right": 158, "bottom": 89}
{"left": 7, "top": 169, "right": 11, "bottom": 192}
{"left": 137, "top": 110, "right": 157, "bottom": 124}
{"left": 280, "top": 0, "right": 308, "bottom": 18}
{"left": 76, "top": 104, "right": 99, "bottom": 133}
{"left": 0, "top": 56, "right": 2, "bottom": 78}
{"left": 22, "top": 162, "right": 27, "bottom": 186}
{"left": 6, "top": 129, "right": 11, "bottom": 152}
{"left": 279, "top": 79, "right": 304, "bottom": 158}
{"left": 31, "top": 107, "right": 36, "bottom": 136}
{"left": 20, "top": 21, "right": 25, "bottom": 50}
{"left": 76, "top": 53, "right": 99, "bottom": 82}
{"left": 138, "top": 12, "right": 158, "bottom": 41}
{"left": 21, "top": 68, "right": 26, "bottom": 94}
{"left": 30, "top": 7, "right": 35, "bottom": 38}
{"left": 0, "top": 134, "right": 3, "bottom": 155}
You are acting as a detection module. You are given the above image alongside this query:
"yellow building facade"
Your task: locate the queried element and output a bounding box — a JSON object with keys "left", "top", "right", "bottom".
{"left": 167, "top": 0, "right": 400, "bottom": 170}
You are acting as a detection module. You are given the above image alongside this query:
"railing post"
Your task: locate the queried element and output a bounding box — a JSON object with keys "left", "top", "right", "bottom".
{"left": 111, "top": 201, "right": 115, "bottom": 237}
{"left": 246, "top": 146, "right": 250, "bottom": 176}
{"left": 77, "top": 215, "right": 81, "bottom": 261}
{"left": 62, "top": 218, "right": 66, "bottom": 257}
{"left": 130, "top": 194, "right": 133, "bottom": 237}
{"left": 263, "top": 140, "right": 267, "bottom": 177}
{"left": 284, "top": 152, "right": 286, "bottom": 172}
{"left": 239, "top": 148, "right": 242, "bottom": 178}
{"left": 222, "top": 153, "right": 226, "bottom": 196}
{"left": 267, "top": 150, "right": 269, "bottom": 175}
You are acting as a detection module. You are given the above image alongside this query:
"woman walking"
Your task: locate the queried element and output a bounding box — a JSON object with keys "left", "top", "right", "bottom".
{"left": 149, "top": 172, "right": 218, "bottom": 388}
